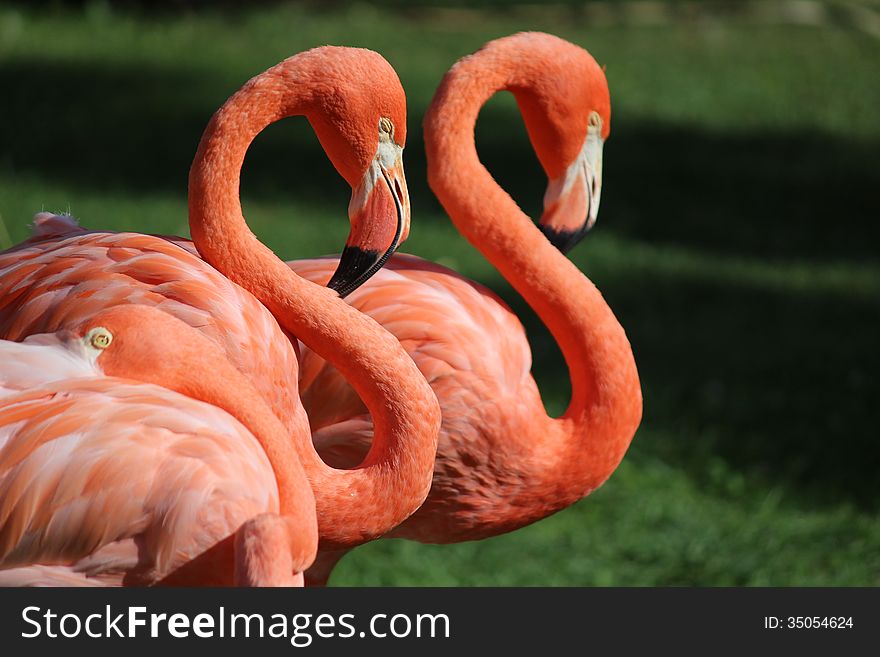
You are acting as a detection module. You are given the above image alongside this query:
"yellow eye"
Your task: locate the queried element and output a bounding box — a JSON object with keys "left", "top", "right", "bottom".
{"left": 87, "top": 327, "right": 113, "bottom": 350}
{"left": 379, "top": 117, "right": 394, "bottom": 137}
{"left": 588, "top": 111, "right": 602, "bottom": 129}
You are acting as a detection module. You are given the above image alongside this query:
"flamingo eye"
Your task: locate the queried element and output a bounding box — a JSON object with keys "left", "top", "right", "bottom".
{"left": 86, "top": 327, "right": 113, "bottom": 350}
{"left": 378, "top": 117, "right": 394, "bottom": 139}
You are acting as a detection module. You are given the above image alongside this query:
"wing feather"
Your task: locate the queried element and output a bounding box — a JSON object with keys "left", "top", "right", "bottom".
{"left": 0, "top": 226, "right": 301, "bottom": 432}
{"left": 0, "top": 378, "right": 279, "bottom": 585}
{"left": 291, "top": 254, "right": 533, "bottom": 432}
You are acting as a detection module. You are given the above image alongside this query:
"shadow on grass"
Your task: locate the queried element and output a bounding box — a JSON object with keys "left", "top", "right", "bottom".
{"left": 2, "top": 58, "right": 878, "bottom": 509}
{"left": 0, "top": 60, "right": 214, "bottom": 195}
{"left": 4, "top": 60, "right": 880, "bottom": 266}
{"left": 492, "top": 264, "right": 880, "bottom": 512}
{"left": 0, "top": 59, "right": 359, "bottom": 202}
{"left": 474, "top": 97, "right": 880, "bottom": 265}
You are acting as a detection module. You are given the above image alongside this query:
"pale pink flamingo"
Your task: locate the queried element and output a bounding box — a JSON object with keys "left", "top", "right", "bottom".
{"left": 0, "top": 46, "right": 439, "bottom": 553}
{"left": 0, "top": 304, "right": 316, "bottom": 586}
{"left": 291, "top": 33, "right": 642, "bottom": 584}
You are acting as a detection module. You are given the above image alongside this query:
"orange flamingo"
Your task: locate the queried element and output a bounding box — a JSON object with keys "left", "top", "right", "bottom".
{"left": 292, "top": 33, "right": 642, "bottom": 584}
{"left": 0, "top": 44, "right": 409, "bottom": 437}
{"left": 0, "top": 304, "right": 317, "bottom": 586}
{"left": 0, "top": 46, "right": 439, "bottom": 554}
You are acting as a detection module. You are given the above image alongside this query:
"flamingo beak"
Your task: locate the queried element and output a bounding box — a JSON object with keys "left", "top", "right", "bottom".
{"left": 538, "top": 113, "right": 604, "bottom": 254}
{"left": 327, "top": 150, "right": 410, "bottom": 298}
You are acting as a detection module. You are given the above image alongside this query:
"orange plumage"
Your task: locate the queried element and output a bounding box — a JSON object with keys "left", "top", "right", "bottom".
{"left": 0, "top": 46, "right": 440, "bottom": 583}
{"left": 295, "top": 33, "right": 642, "bottom": 584}
{"left": 0, "top": 305, "right": 315, "bottom": 586}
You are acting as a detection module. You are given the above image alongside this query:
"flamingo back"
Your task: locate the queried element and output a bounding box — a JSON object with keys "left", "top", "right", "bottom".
{"left": 292, "top": 253, "right": 534, "bottom": 433}
{"left": 0, "top": 376, "right": 280, "bottom": 586}
{"left": 290, "top": 253, "right": 560, "bottom": 542}
{"left": 0, "top": 225, "right": 301, "bottom": 431}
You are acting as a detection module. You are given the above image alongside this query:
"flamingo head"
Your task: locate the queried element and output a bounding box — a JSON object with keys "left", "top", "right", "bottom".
{"left": 75, "top": 305, "right": 272, "bottom": 427}
{"left": 78, "top": 305, "right": 238, "bottom": 394}
{"left": 304, "top": 47, "right": 410, "bottom": 297}
{"left": 76, "top": 305, "right": 284, "bottom": 450}
{"left": 508, "top": 33, "right": 610, "bottom": 254}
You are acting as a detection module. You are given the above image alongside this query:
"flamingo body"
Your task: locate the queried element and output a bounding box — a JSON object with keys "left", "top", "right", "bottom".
{"left": 0, "top": 380, "right": 279, "bottom": 586}
{"left": 0, "top": 308, "right": 315, "bottom": 587}
{"left": 293, "top": 254, "right": 583, "bottom": 542}
{"left": 0, "top": 45, "right": 440, "bottom": 566}
{"left": 294, "top": 34, "right": 641, "bottom": 584}
{"left": 0, "top": 220, "right": 301, "bottom": 432}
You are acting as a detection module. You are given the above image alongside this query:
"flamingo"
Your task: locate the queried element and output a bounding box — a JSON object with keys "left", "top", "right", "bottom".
{"left": 291, "top": 32, "right": 643, "bottom": 584}
{"left": 0, "top": 46, "right": 440, "bottom": 554}
{"left": 0, "top": 304, "right": 317, "bottom": 586}
{"left": 0, "top": 45, "right": 409, "bottom": 438}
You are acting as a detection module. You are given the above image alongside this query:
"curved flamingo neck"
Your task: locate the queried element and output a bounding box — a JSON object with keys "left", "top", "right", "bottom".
{"left": 182, "top": 363, "right": 316, "bottom": 549}
{"left": 188, "top": 58, "right": 316, "bottom": 280}
{"left": 188, "top": 54, "right": 440, "bottom": 549}
{"left": 424, "top": 36, "right": 642, "bottom": 497}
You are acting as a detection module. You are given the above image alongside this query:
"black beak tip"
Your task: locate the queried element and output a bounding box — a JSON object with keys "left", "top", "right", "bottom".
{"left": 540, "top": 224, "right": 591, "bottom": 255}
{"left": 326, "top": 246, "right": 381, "bottom": 298}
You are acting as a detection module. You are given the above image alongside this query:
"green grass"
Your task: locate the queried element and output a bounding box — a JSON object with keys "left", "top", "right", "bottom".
{"left": 0, "top": 2, "right": 878, "bottom": 585}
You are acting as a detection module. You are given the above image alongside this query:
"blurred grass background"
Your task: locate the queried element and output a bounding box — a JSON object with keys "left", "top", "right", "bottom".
{"left": 0, "top": 0, "right": 878, "bottom": 585}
